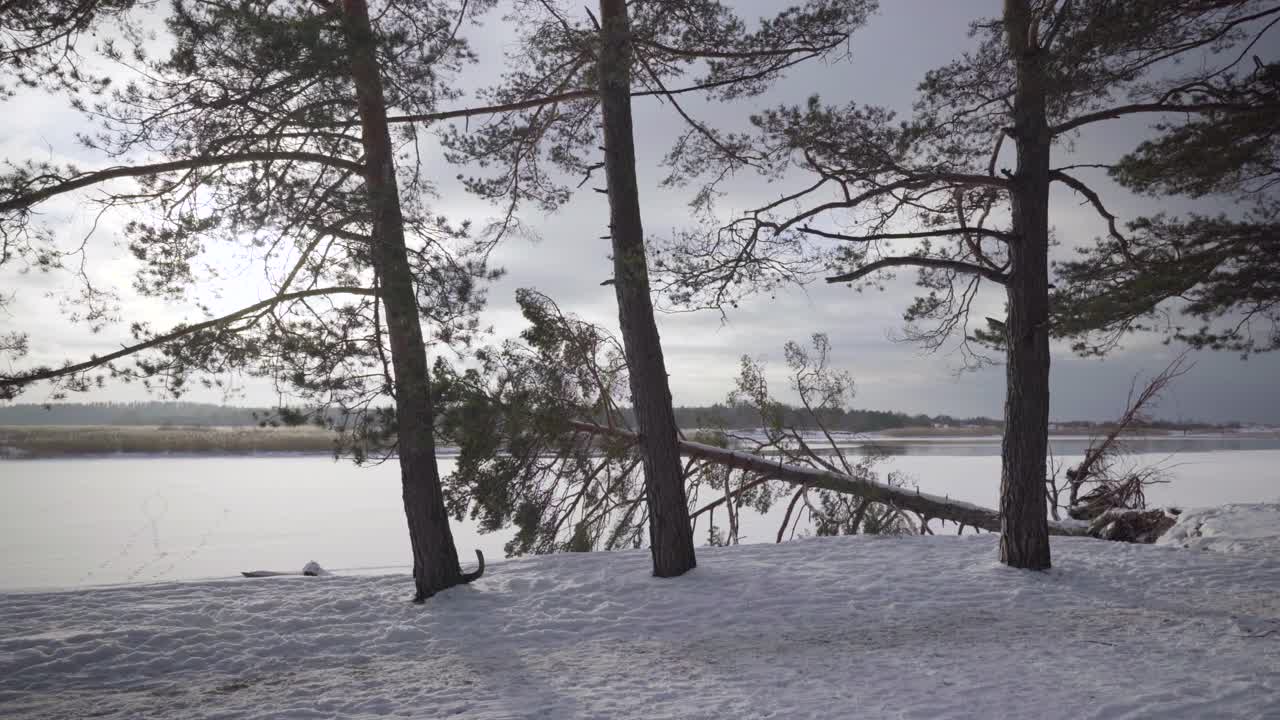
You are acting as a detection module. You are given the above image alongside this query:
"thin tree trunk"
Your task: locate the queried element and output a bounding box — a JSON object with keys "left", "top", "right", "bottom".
{"left": 342, "top": 0, "right": 465, "bottom": 599}
{"left": 1000, "top": 0, "right": 1053, "bottom": 569}
{"left": 596, "top": 0, "right": 696, "bottom": 577}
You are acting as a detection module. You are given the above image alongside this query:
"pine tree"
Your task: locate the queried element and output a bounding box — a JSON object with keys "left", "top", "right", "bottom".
{"left": 595, "top": 0, "right": 696, "bottom": 575}
{"left": 438, "top": 0, "right": 874, "bottom": 577}
{"left": 660, "top": 0, "right": 1278, "bottom": 569}
{"left": 0, "top": 0, "right": 499, "bottom": 600}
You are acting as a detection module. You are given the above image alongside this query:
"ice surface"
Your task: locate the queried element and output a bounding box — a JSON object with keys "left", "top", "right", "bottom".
{"left": 4, "top": 450, "right": 1277, "bottom": 590}
{"left": 2, "top": 522, "right": 1278, "bottom": 719}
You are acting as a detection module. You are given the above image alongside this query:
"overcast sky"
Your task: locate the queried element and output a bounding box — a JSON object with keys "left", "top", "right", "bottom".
{"left": 2, "top": 0, "right": 1278, "bottom": 424}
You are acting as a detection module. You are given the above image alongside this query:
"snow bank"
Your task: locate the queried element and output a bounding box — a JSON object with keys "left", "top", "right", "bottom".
{"left": 2, "top": 533, "right": 1278, "bottom": 719}
{"left": 1158, "top": 502, "right": 1280, "bottom": 556}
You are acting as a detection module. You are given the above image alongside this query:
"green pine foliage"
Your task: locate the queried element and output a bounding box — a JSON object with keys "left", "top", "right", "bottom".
{"left": 1054, "top": 58, "right": 1279, "bottom": 355}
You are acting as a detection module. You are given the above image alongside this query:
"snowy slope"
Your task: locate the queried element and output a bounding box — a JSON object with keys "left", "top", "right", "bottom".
{"left": 2, "top": 531, "right": 1279, "bottom": 719}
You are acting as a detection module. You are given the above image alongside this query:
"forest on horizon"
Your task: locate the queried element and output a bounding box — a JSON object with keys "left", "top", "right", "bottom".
{"left": 0, "top": 401, "right": 1251, "bottom": 433}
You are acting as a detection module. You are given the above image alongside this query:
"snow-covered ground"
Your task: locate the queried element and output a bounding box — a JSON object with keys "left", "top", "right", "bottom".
{"left": 3, "top": 509, "right": 1278, "bottom": 719}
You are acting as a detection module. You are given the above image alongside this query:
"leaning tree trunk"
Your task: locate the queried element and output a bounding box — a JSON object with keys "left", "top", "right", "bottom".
{"left": 999, "top": 0, "right": 1053, "bottom": 569}
{"left": 569, "top": 420, "right": 1090, "bottom": 537}
{"left": 597, "top": 0, "right": 696, "bottom": 577}
{"left": 342, "top": 0, "right": 465, "bottom": 599}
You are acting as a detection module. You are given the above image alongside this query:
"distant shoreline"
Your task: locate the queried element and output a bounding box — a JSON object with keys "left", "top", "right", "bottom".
{"left": 2, "top": 424, "right": 1276, "bottom": 459}
{"left": 0, "top": 425, "right": 339, "bottom": 459}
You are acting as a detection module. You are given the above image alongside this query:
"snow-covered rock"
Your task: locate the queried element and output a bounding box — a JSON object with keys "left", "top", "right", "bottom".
{"left": 1, "top": 525, "right": 1278, "bottom": 719}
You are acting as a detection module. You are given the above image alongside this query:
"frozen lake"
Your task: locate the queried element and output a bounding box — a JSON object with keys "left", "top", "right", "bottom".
{"left": 2, "top": 445, "right": 1278, "bottom": 591}
{"left": 850, "top": 433, "right": 1280, "bottom": 456}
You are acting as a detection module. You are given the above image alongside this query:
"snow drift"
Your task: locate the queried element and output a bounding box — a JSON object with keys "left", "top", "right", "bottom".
{"left": 1158, "top": 502, "right": 1280, "bottom": 556}
{"left": 2, "top": 509, "right": 1278, "bottom": 719}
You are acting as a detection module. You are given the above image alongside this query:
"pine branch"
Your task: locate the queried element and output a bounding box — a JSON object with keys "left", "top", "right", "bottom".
{"left": 1, "top": 152, "right": 364, "bottom": 214}
{"left": 381, "top": 89, "right": 596, "bottom": 127}
{"left": 799, "top": 225, "right": 1014, "bottom": 244}
{"left": 1051, "top": 101, "right": 1279, "bottom": 137}
{"left": 0, "top": 286, "right": 377, "bottom": 392}
{"left": 765, "top": 173, "right": 1010, "bottom": 235}
{"left": 379, "top": 45, "right": 849, "bottom": 128}
{"left": 635, "top": 38, "right": 837, "bottom": 61}
{"left": 825, "top": 256, "right": 1009, "bottom": 286}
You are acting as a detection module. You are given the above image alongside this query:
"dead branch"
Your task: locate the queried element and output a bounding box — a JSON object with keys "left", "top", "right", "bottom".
{"left": 1068, "top": 352, "right": 1193, "bottom": 497}
{"left": 1061, "top": 351, "right": 1193, "bottom": 524}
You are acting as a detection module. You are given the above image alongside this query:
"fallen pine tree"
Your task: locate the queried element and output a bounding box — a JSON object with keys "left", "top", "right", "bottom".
{"left": 436, "top": 298, "right": 1149, "bottom": 556}
{"left": 568, "top": 420, "right": 1089, "bottom": 538}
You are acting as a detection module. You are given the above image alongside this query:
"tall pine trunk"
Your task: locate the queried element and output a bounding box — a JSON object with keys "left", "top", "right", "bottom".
{"left": 597, "top": 0, "right": 696, "bottom": 577}
{"left": 342, "top": 0, "right": 465, "bottom": 599}
{"left": 1000, "top": 0, "right": 1052, "bottom": 569}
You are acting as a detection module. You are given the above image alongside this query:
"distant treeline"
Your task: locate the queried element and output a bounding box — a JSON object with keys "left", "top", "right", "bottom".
{"left": 0, "top": 400, "right": 1244, "bottom": 433}
{"left": 665, "top": 404, "right": 998, "bottom": 433}
{"left": 0, "top": 402, "right": 265, "bottom": 427}
{"left": 0, "top": 400, "right": 990, "bottom": 431}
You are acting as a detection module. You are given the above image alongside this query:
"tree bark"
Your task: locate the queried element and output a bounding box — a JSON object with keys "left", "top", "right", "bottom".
{"left": 596, "top": 0, "right": 696, "bottom": 577}
{"left": 342, "top": 0, "right": 465, "bottom": 599}
{"left": 999, "top": 0, "right": 1053, "bottom": 569}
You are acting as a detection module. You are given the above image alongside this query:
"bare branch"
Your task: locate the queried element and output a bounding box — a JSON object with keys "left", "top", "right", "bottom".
{"left": 1071, "top": 351, "right": 1194, "bottom": 489}
{"left": 1050, "top": 169, "right": 1132, "bottom": 259}
{"left": 380, "top": 54, "right": 840, "bottom": 128}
